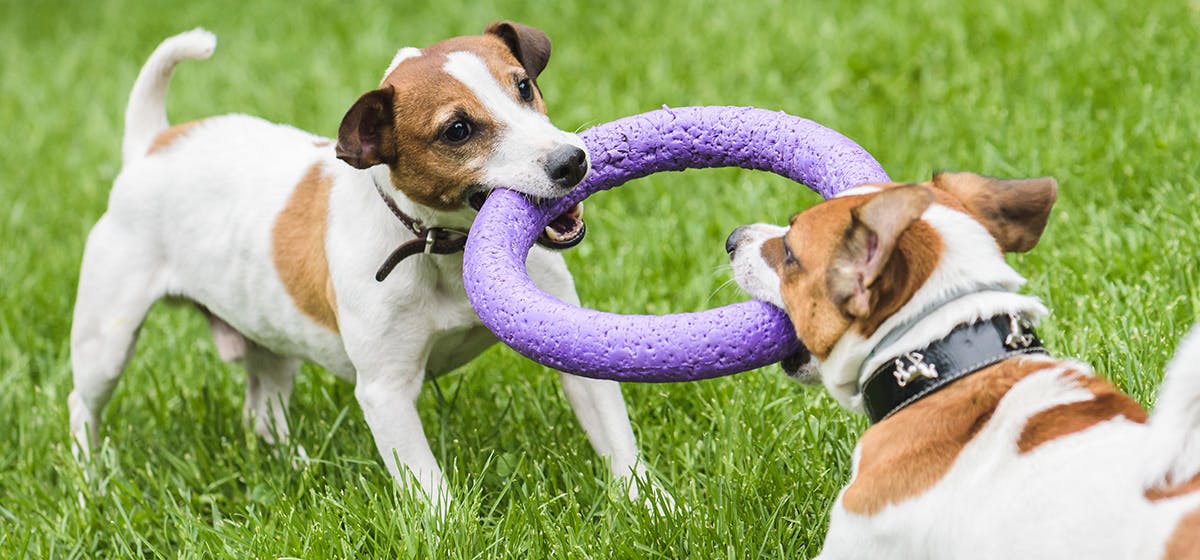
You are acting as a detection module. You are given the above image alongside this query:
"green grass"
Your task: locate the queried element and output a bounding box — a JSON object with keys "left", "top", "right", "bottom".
{"left": 3, "top": 0, "right": 1200, "bottom": 557}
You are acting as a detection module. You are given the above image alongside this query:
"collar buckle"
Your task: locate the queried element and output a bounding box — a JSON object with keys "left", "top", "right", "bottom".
{"left": 423, "top": 230, "right": 436, "bottom": 255}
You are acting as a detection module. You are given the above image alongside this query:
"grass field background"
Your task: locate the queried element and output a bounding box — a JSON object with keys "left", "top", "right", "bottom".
{"left": 3, "top": 0, "right": 1200, "bottom": 557}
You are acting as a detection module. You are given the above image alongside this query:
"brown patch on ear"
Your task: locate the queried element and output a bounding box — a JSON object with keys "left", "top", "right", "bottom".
{"left": 147, "top": 119, "right": 206, "bottom": 155}
{"left": 272, "top": 163, "right": 339, "bottom": 332}
{"left": 485, "top": 21, "right": 551, "bottom": 79}
{"left": 932, "top": 172, "right": 1058, "bottom": 253}
{"left": 1017, "top": 372, "right": 1146, "bottom": 454}
{"left": 1164, "top": 508, "right": 1200, "bottom": 560}
{"left": 842, "top": 357, "right": 1047, "bottom": 516}
{"left": 336, "top": 86, "right": 397, "bottom": 169}
{"left": 830, "top": 185, "right": 934, "bottom": 319}
{"left": 856, "top": 219, "right": 942, "bottom": 337}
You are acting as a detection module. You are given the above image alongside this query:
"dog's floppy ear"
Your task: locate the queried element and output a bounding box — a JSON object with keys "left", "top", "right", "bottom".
{"left": 336, "top": 86, "right": 396, "bottom": 169}
{"left": 932, "top": 171, "right": 1058, "bottom": 253}
{"left": 485, "top": 21, "right": 551, "bottom": 79}
{"left": 830, "top": 185, "right": 934, "bottom": 319}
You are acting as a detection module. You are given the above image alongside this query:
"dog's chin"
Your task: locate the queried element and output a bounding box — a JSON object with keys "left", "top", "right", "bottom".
{"left": 468, "top": 188, "right": 586, "bottom": 249}
{"left": 781, "top": 345, "right": 821, "bottom": 384}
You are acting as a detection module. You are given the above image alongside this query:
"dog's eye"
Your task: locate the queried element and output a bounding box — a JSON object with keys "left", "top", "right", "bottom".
{"left": 442, "top": 120, "right": 473, "bottom": 144}
{"left": 783, "top": 240, "right": 797, "bottom": 264}
{"left": 517, "top": 78, "right": 534, "bottom": 103}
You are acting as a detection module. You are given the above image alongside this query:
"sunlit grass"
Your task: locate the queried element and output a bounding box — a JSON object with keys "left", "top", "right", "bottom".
{"left": 2, "top": 0, "right": 1199, "bottom": 557}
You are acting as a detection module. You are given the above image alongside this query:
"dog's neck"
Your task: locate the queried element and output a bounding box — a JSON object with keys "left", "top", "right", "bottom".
{"left": 820, "top": 204, "right": 1050, "bottom": 413}
{"left": 369, "top": 166, "right": 477, "bottom": 234}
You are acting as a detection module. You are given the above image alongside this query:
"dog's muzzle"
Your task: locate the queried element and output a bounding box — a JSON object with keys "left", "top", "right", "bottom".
{"left": 470, "top": 189, "right": 586, "bottom": 249}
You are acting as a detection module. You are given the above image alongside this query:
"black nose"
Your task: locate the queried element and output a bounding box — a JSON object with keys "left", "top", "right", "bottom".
{"left": 726, "top": 227, "right": 747, "bottom": 255}
{"left": 545, "top": 146, "right": 588, "bottom": 188}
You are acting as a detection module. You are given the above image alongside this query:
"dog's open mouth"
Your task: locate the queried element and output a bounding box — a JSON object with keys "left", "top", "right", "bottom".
{"left": 470, "top": 190, "right": 586, "bottom": 249}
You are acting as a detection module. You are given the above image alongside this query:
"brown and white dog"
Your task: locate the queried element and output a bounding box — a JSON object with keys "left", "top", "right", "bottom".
{"left": 727, "top": 172, "right": 1200, "bottom": 558}
{"left": 69, "top": 24, "right": 667, "bottom": 512}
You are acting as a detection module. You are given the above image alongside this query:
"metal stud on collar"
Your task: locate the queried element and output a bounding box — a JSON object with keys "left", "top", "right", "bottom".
{"left": 1005, "top": 314, "right": 1036, "bottom": 349}
{"left": 892, "top": 351, "right": 939, "bottom": 387}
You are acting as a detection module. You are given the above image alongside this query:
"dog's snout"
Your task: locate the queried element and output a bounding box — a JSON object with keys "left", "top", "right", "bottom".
{"left": 545, "top": 146, "right": 588, "bottom": 188}
{"left": 726, "top": 227, "right": 748, "bottom": 255}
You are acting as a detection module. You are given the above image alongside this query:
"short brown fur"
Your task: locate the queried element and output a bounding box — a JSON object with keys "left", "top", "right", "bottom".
{"left": 768, "top": 190, "right": 942, "bottom": 359}
{"left": 1017, "top": 371, "right": 1147, "bottom": 454}
{"left": 1163, "top": 508, "right": 1200, "bottom": 560}
{"left": 147, "top": 119, "right": 205, "bottom": 155}
{"left": 842, "top": 357, "right": 1049, "bottom": 515}
{"left": 368, "top": 33, "right": 548, "bottom": 210}
{"left": 272, "top": 163, "right": 338, "bottom": 332}
{"left": 1147, "top": 472, "right": 1200, "bottom": 502}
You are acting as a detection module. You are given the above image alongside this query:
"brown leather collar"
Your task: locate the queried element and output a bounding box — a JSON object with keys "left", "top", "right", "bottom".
{"left": 372, "top": 180, "right": 468, "bottom": 282}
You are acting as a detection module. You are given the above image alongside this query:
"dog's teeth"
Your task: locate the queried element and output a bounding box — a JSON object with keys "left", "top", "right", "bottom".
{"left": 544, "top": 225, "right": 562, "bottom": 241}
{"left": 566, "top": 202, "right": 584, "bottom": 220}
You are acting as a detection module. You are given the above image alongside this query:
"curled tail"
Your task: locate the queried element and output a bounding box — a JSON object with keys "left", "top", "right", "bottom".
{"left": 122, "top": 28, "right": 216, "bottom": 163}
{"left": 1145, "top": 324, "right": 1200, "bottom": 487}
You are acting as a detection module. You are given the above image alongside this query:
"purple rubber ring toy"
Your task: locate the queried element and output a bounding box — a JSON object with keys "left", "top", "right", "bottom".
{"left": 463, "top": 106, "right": 889, "bottom": 382}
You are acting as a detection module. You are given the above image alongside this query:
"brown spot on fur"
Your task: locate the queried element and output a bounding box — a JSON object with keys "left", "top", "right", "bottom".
{"left": 313, "top": 139, "right": 333, "bottom": 148}
{"left": 1017, "top": 371, "right": 1147, "bottom": 454}
{"left": 1147, "top": 472, "right": 1200, "bottom": 502}
{"left": 1164, "top": 507, "right": 1200, "bottom": 559}
{"left": 272, "top": 163, "right": 338, "bottom": 332}
{"left": 761, "top": 237, "right": 786, "bottom": 270}
{"left": 147, "top": 120, "right": 205, "bottom": 155}
{"left": 842, "top": 357, "right": 1048, "bottom": 516}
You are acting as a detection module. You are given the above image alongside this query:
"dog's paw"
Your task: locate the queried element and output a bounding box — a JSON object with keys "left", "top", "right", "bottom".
{"left": 622, "top": 473, "right": 680, "bottom": 516}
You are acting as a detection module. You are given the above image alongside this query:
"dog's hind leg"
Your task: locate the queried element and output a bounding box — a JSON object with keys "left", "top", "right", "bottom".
{"left": 242, "top": 343, "right": 299, "bottom": 446}
{"left": 68, "top": 216, "right": 165, "bottom": 459}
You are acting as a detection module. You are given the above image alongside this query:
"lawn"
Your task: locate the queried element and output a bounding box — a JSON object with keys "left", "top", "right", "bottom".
{"left": 3, "top": 0, "right": 1200, "bottom": 557}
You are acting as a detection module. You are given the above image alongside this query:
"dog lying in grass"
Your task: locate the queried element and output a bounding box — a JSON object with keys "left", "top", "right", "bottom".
{"left": 727, "top": 172, "right": 1200, "bottom": 558}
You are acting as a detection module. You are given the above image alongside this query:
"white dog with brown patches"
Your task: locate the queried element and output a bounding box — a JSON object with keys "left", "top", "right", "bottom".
{"left": 69, "top": 23, "right": 664, "bottom": 512}
{"left": 727, "top": 173, "right": 1200, "bottom": 558}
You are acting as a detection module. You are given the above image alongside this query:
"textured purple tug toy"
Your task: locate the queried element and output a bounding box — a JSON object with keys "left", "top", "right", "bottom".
{"left": 463, "top": 106, "right": 889, "bottom": 382}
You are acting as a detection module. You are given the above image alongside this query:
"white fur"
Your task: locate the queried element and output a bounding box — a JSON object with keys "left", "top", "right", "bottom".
{"left": 70, "top": 30, "right": 666, "bottom": 514}
{"left": 730, "top": 192, "right": 1200, "bottom": 558}
{"left": 122, "top": 28, "right": 216, "bottom": 162}
{"left": 832, "top": 204, "right": 1046, "bottom": 411}
{"left": 727, "top": 223, "right": 788, "bottom": 308}
{"left": 1144, "top": 325, "right": 1200, "bottom": 487}
{"left": 442, "top": 52, "right": 590, "bottom": 199}
{"left": 381, "top": 47, "right": 421, "bottom": 84}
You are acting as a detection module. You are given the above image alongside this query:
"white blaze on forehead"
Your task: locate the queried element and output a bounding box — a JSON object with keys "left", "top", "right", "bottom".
{"left": 380, "top": 47, "right": 421, "bottom": 85}
{"left": 442, "top": 51, "right": 551, "bottom": 129}
{"left": 441, "top": 51, "right": 588, "bottom": 197}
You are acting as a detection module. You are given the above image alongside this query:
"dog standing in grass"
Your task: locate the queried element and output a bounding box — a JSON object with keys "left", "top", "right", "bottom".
{"left": 69, "top": 23, "right": 666, "bottom": 513}
{"left": 727, "top": 173, "right": 1200, "bottom": 558}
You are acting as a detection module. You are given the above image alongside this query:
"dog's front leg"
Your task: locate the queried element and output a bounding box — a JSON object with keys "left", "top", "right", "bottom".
{"left": 340, "top": 322, "right": 450, "bottom": 513}
{"left": 353, "top": 367, "right": 450, "bottom": 513}
{"left": 359, "top": 376, "right": 449, "bottom": 506}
